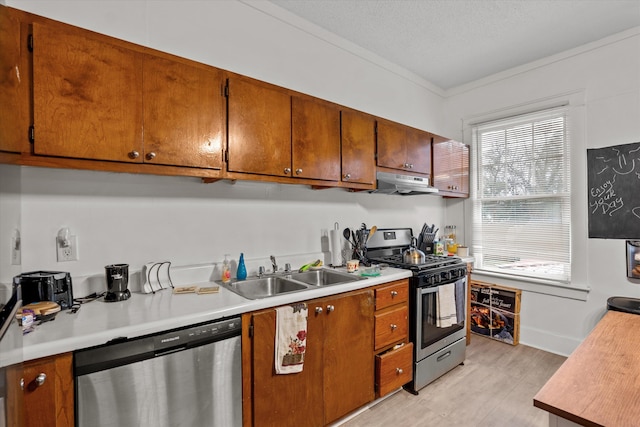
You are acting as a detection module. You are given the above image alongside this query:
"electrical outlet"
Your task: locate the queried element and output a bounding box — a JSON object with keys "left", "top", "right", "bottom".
{"left": 57, "top": 235, "right": 79, "bottom": 262}
{"left": 11, "top": 237, "right": 21, "bottom": 265}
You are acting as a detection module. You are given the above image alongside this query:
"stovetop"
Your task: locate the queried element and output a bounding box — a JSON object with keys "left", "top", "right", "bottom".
{"left": 368, "top": 253, "right": 463, "bottom": 273}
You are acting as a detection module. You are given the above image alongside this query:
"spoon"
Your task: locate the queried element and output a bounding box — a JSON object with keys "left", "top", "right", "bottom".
{"left": 366, "top": 225, "right": 377, "bottom": 244}
{"left": 343, "top": 228, "right": 355, "bottom": 246}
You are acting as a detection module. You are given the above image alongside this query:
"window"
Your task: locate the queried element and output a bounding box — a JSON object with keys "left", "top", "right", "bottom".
{"left": 471, "top": 107, "right": 571, "bottom": 283}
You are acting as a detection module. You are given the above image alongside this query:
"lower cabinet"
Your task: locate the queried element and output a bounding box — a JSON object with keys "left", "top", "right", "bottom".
{"left": 244, "top": 288, "right": 374, "bottom": 427}
{"left": 21, "top": 353, "right": 74, "bottom": 427}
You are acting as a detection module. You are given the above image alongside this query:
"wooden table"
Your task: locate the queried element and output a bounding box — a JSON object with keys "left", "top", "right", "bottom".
{"left": 534, "top": 310, "right": 640, "bottom": 427}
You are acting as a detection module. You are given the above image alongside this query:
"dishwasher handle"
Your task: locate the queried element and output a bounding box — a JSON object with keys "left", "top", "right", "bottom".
{"left": 75, "top": 316, "right": 241, "bottom": 376}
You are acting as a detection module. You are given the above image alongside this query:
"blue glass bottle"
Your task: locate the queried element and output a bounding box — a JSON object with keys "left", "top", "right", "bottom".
{"left": 236, "top": 253, "right": 247, "bottom": 281}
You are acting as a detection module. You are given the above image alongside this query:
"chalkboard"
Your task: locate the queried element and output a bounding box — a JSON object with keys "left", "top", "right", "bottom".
{"left": 587, "top": 141, "right": 640, "bottom": 239}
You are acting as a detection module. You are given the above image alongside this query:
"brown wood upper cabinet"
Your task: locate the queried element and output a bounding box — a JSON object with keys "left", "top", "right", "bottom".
{"left": 31, "top": 20, "right": 224, "bottom": 169}
{"left": 0, "top": 6, "right": 29, "bottom": 154}
{"left": 376, "top": 118, "right": 432, "bottom": 176}
{"left": 227, "top": 78, "right": 341, "bottom": 182}
{"left": 341, "top": 110, "right": 376, "bottom": 185}
{"left": 227, "top": 76, "right": 292, "bottom": 177}
{"left": 246, "top": 289, "right": 374, "bottom": 426}
{"left": 292, "top": 96, "right": 341, "bottom": 181}
{"left": 432, "top": 135, "right": 470, "bottom": 197}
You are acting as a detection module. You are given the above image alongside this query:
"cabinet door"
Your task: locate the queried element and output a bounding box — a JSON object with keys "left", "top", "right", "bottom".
{"left": 23, "top": 353, "right": 74, "bottom": 427}
{"left": 322, "top": 289, "right": 375, "bottom": 424}
{"left": 292, "top": 96, "right": 340, "bottom": 181}
{"left": 32, "top": 22, "right": 143, "bottom": 162}
{"left": 251, "top": 305, "right": 324, "bottom": 427}
{"left": 376, "top": 119, "right": 408, "bottom": 171}
{"left": 457, "top": 142, "right": 470, "bottom": 195}
{"left": 406, "top": 127, "right": 432, "bottom": 175}
{"left": 0, "top": 7, "right": 28, "bottom": 153}
{"left": 341, "top": 110, "right": 376, "bottom": 185}
{"left": 227, "top": 77, "right": 292, "bottom": 176}
{"left": 142, "top": 55, "right": 224, "bottom": 169}
{"left": 433, "top": 136, "right": 455, "bottom": 191}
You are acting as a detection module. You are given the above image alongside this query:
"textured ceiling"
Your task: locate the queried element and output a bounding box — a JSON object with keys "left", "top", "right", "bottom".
{"left": 268, "top": 0, "right": 640, "bottom": 90}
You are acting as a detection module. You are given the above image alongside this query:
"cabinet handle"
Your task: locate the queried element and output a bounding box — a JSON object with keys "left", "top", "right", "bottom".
{"left": 390, "top": 324, "right": 397, "bottom": 331}
{"left": 146, "top": 152, "right": 156, "bottom": 160}
{"left": 326, "top": 305, "right": 335, "bottom": 313}
{"left": 20, "top": 378, "right": 24, "bottom": 391}
{"left": 35, "top": 373, "right": 46, "bottom": 387}
{"left": 284, "top": 167, "right": 291, "bottom": 175}
{"left": 295, "top": 168, "right": 303, "bottom": 175}
{"left": 315, "top": 307, "right": 323, "bottom": 314}
{"left": 403, "top": 163, "right": 414, "bottom": 169}
{"left": 343, "top": 173, "right": 351, "bottom": 180}
{"left": 390, "top": 290, "right": 398, "bottom": 297}
{"left": 396, "top": 368, "right": 404, "bottom": 375}
{"left": 128, "top": 151, "right": 139, "bottom": 159}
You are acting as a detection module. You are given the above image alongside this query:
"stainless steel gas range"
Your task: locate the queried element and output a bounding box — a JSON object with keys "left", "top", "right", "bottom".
{"left": 367, "top": 228, "right": 467, "bottom": 394}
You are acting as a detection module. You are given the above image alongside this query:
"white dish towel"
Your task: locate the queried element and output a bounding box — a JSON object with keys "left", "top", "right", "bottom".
{"left": 437, "top": 282, "right": 457, "bottom": 328}
{"left": 275, "top": 303, "right": 308, "bottom": 374}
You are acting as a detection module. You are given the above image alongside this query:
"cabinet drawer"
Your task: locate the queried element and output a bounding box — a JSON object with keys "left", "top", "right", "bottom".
{"left": 376, "top": 343, "right": 413, "bottom": 397}
{"left": 375, "top": 280, "right": 409, "bottom": 311}
{"left": 374, "top": 305, "right": 408, "bottom": 350}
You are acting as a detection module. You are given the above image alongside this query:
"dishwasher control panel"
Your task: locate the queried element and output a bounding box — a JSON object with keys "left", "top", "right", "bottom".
{"left": 154, "top": 317, "right": 242, "bottom": 352}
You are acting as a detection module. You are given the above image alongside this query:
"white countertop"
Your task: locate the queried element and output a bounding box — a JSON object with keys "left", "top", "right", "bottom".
{"left": 22, "top": 267, "right": 412, "bottom": 361}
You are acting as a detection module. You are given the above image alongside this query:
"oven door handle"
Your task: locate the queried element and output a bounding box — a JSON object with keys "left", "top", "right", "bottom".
{"left": 420, "top": 286, "right": 439, "bottom": 295}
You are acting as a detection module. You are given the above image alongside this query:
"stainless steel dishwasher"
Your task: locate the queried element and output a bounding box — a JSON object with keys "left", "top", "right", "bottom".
{"left": 74, "top": 316, "right": 242, "bottom": 427}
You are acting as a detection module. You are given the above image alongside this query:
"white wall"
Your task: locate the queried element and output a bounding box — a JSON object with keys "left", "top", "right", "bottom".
{"left": 0, "top": 1, "right": 447, "bottom": 285}
{"left": 444, "top": 28, "right": 640, "bottom": 355}
{"left": 0, "top": 165, "right": 21, "bottom": 284}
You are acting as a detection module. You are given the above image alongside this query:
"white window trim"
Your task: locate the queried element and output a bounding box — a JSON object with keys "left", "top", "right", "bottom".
{"left": 461, "top": 90, "right": 590, "bottom": 301}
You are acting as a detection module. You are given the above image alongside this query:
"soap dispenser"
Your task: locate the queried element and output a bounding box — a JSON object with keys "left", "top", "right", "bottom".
{"left": 236, "top": 253, "right": 247, "bottom": 281}
{"left": 221, "top": 254, "right": 231, "bottom": 283}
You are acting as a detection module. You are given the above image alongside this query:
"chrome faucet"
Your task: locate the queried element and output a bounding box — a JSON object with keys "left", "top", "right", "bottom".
{"left": 258, "top": 266, "right": 266, "bottom": 278}
{"left": 270, "top": 255, "right": 278, "bottom": 274}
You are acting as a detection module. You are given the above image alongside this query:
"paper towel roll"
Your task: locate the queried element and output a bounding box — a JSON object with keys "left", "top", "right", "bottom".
{"left": 330, "top": 229, "right": 343, "bottom": 266}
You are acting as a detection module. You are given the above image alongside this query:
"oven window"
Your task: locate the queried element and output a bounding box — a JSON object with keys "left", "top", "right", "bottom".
{"left": 420, "top": 285, "right": 464, "bottom": 350}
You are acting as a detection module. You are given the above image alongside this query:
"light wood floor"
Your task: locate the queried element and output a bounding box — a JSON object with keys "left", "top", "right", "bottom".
{"left": 342, "top": 336, "right": 567, "bottom": 427}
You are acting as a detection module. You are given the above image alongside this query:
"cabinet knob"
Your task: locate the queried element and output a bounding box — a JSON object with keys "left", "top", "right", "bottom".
{"left": 128, "top": 151, "right": 139, "bottom": 159}
{"left": 146, "top": 152, "right": 156, "bottom": 161}
{"left": 20, "top": 378, "right": 24, "bottom": 391}
{"left": 403, "top": 163, "right": 413, "bottom": 169}
{"left": 284, "top": 167, "right": 291, "bottom": 175}
{"left": 295, "top": 168, "right": 303, "bottom": 175}
{"left": 326, "top": 305, "right": 335, "bottom": 313}
{"left": 35, "top": 373, "right": 46, "bottom": 387}
{"left": 343, "top": 173, "right": 351, "bottom": 180}
{"left": 315, "top": 307, "right": 323, "bottom": 314}
{"left": 390, "top": 290, "right": 398, "bottom": 297}
{"left": 390, "top": 324, "right": 397, "bottom": 331}
{"left": 396, "top": 368, "right": 404, "bottom": 375}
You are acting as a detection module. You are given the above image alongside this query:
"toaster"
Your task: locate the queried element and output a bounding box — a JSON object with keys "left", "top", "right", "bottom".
{"left": 13, "top": 271, "right": 74, "bottom": 309}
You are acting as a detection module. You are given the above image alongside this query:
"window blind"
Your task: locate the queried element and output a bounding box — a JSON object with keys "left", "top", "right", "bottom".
{"left": 471, "top": 107, "right": 571, "bottom": 283}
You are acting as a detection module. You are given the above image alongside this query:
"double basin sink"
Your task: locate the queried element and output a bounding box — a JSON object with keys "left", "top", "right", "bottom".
{"left": 217, "top": 269, "right": 366, "bottom": 300}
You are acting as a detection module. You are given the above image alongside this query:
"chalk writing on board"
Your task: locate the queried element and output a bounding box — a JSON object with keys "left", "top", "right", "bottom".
{"left": 587, "top": 142, "right": 640, "bottom": 239}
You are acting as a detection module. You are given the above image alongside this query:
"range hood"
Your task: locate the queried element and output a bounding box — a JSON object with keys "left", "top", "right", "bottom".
{"left": 371, "top": 171, "right": 439, "bottom": 195}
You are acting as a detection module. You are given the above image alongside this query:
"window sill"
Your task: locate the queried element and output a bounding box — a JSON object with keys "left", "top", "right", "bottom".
{"left": 470, "top": 270, "right": 590, "bottom": 301}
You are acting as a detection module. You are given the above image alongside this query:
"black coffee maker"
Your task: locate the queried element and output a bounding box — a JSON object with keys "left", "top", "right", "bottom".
{"left": 104, "top": 264, "right": 131, "bottom": 302}
{"left": 14, "top": 271, "right": 74, "bottom": 309}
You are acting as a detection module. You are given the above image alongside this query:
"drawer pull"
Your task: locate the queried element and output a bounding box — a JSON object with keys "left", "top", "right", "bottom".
{"left": 396, "top": 368, "right": 403, "bottom": 375}
{"left": 390, "top": 290, "right": 398, "bottom": 297}
{"left": 35, "top": 373, "right": 46, "bottom": 387}
{"left": 390, "top": 324, "right": 397, "bottom": 331}
{"left": 326, "top": 305, "right": 335, "bottom": 313}
{"left": 437, "top": 351, "right": 452, "bottom": 362}
{"left": 315, "top": 307, "right": 323, "bottom": 314}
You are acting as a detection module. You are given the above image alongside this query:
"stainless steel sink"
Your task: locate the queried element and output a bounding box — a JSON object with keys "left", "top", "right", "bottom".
{"left": 218, "top": 276, "right": 308, "bottom": 300}
{"left": 288, "top": 269, "right": 365, "bottom": 287}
